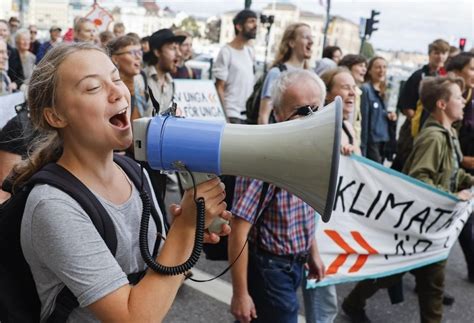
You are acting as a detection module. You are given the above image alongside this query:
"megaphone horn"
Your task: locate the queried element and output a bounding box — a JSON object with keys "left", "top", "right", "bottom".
{"left": 133, "top": 97, "right": 342, "bottom": 222}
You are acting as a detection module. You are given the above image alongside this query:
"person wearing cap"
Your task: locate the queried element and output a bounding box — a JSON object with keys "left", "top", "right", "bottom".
{"left": 36, "top": 25, "right": 62, "bottom": 64}
{"left": 144, "top": 28, "right": 186, "bottom": 221}
{"left": 144, "top": 28, "right": 185, "bottom": 113}
{"left": 213, "top": 9, "right": 257, "bottom": 124}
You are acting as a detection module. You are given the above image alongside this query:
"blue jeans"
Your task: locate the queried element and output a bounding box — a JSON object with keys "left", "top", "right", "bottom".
{"left": 247, "top": 250, "right": 304, "bottom": 323}
{"left": 302, "top": 278, "right": 338, "bottom": 323}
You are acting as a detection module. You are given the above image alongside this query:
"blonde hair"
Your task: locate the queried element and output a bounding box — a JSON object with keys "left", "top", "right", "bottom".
{"left": 272, "top": 23, "right": 310, "bottom": 69}
{"left": 12, "top": 42, "right": 105, "bottom": 190}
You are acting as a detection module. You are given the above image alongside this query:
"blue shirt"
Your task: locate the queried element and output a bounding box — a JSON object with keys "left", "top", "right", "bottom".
{"left": 360, "top": 82, "right": 390, "bottom": 153}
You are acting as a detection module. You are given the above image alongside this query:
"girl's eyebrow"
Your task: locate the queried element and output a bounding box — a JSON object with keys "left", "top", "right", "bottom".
{"left": 75, "top": 68, "right": 118, "bottom": 87}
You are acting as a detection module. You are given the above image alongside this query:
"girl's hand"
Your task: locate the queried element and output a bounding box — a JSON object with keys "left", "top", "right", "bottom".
{"left": 169, "top": 204, "right": 232, "bottom": 243}
{"left": 174, "top": 177, "right": 227, "bottom": 228}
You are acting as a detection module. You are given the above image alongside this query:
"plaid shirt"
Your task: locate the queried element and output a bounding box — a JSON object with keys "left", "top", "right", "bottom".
{"left": 232, "top": 177, "right": 317, "bottom": 255}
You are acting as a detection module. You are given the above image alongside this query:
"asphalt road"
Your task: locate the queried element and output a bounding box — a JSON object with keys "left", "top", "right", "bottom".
{"left": 165, "top": 241, "right": 474, "bottom": 323}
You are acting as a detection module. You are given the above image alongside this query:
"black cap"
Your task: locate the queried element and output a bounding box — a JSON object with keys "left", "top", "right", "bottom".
{"left": 149, "top": 29, "right": 186, "bottom": 50}
{"left": 233, "top": 9, "right": 257, "bottom": 26}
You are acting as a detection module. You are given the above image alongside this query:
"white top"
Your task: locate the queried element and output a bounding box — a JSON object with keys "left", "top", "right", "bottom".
{"left": 212, "top": 44, "right": 255, "bottom": 120}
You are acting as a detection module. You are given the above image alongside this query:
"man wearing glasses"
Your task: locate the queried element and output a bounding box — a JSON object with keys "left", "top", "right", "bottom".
{"left": 229, "top": 69, "right": 327, "bottom": 323}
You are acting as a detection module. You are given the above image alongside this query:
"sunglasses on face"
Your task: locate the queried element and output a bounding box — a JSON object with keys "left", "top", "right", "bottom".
{"left": 113, "top": 49, "right": 143, "bottom": 57}
{"left": 285, "top": 105, "right": 319, "bottom": 121}
{"left": 30, "top": 30, "right": 37, "bottom": 34}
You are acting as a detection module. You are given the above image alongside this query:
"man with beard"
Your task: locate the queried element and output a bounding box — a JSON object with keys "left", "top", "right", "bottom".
{"left": 144, "top": 28, "right": 185, "bottom": 114}
{"left": 213, "top": 10, "right": 257, "bottom": 124}
{"left": 144, "top": 28, "right": 186, "bottom": 222}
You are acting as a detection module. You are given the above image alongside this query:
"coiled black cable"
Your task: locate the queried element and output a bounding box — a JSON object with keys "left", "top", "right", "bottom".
{"left": 139, "top": 189, "right": 205, "bottom": 276}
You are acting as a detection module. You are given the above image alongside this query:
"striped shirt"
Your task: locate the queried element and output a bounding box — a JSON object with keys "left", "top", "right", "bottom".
{"left": 232, "top": 176, "right": 317, "bottom": 255}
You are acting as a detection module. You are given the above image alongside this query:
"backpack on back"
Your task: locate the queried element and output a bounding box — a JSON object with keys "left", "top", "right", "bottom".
{"left": 245, "top": 64, "right": 287, "bottom": 125}
{"left": 0, "top": 154, "right": 161, "bottom": 323}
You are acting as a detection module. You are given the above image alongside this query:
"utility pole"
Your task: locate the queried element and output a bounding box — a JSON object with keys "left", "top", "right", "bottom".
{"left": 322, "top": 0, "right": 331, "bottom": 49}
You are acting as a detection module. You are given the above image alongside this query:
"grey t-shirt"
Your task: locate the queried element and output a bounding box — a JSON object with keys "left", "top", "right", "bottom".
{"left": 260, "top": 64, "right": 296, "bottom": 100}
{"left": 21, "top": 176, "right": 163, "bottom": 322}
{"left": 212, "top": 44, "right": 255, "bottom": 120}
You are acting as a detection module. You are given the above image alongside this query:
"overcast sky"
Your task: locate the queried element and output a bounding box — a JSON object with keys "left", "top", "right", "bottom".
{"left": 155, "top": 0, "right": 473, "bottom": 53}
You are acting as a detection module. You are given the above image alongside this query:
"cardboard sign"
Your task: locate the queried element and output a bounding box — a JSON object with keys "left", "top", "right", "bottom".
{"left": 173, "top": 80, "right": 226, "bottom": 123}
{"left": 308, "top": 155, "right": 473, "bottom": 287}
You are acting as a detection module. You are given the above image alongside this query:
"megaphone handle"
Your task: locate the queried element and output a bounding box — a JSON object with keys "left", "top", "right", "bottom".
{"left": 178, "top": 171, "right": 229, "bottom": 234}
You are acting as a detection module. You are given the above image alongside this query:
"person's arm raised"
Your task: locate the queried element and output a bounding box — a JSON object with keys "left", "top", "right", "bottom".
{"left": 88, "top": 178, "right": 227, "bottom": 323}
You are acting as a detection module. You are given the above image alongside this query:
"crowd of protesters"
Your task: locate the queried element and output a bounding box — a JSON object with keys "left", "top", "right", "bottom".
{"left": 0, "top": 9, "right": 473, "bottom": 323}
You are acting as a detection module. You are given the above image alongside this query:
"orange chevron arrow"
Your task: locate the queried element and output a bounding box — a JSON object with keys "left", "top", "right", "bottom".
{"left": 324, "top": 230, "right": 378, "bottom": 275}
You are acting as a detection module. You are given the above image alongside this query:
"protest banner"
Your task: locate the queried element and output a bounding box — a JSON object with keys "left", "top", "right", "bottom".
{"left": 309, "top": 155, "right": 473, "bottom": 288}
{"left": 173, "top": 80, "right": 226, "bottom": 122}
{"left": 0, "top": 92, "right": 24, "bottom": 129}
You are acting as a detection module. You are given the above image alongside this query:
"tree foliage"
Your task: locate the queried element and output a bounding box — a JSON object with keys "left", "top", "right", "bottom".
{"left": 205, "top": 18, "right": 221, "bottom": 43}
{"left": 180, "top": 17, "right": 201, "bottom": 38}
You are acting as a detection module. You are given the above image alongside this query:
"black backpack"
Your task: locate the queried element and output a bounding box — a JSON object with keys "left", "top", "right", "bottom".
{"left": 0, "top": 154, "right": 162, "bottom": 323}
{"left": 245, "top": 63, "right": 287, "bottom": 125}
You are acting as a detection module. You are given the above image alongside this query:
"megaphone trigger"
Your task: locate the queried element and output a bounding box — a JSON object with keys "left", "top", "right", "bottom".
{"left": 177, "top": 171, "right": 229, "bottom": 234}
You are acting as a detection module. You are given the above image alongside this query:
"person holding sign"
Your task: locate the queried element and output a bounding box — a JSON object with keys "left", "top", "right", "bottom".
{"left": 343, "top": 75, "right": 473, "bottom": 323}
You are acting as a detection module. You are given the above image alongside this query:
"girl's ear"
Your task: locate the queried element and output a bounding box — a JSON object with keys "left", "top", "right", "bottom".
{"left": 43, "top": 107, "right": 68, "bottom": 129}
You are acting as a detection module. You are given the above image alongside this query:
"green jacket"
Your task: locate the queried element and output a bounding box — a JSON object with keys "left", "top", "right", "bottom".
{"left": 403, "top": 115, "right": 473, "bottom": 193}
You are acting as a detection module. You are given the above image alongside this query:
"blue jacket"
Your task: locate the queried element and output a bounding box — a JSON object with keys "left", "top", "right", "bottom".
{"left": 360, "top": 82, "right": 390, "bottom": 155}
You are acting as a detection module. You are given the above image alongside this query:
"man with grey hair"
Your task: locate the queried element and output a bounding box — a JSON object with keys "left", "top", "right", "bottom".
{"left": 229, "top": 69, "right": 326, "bottom": 323}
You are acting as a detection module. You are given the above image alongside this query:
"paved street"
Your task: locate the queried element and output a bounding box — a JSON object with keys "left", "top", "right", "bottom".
{"left": 165, "top": 241, "right": 474, "bottom": 323}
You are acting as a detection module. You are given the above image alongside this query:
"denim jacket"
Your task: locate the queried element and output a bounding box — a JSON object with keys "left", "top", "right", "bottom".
{"left": 360, "top": 82, "right": 390, "bottom": 155}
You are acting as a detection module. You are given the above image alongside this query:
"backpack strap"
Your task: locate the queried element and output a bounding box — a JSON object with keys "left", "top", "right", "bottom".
{"left": 31, "top": 157, "right": 160, "bottom": 323}
{"left": 29, "top": 164, "right": 118, "bottom": 323}
{"left": 30, "top": 165, "right": 118, "bottom": 254}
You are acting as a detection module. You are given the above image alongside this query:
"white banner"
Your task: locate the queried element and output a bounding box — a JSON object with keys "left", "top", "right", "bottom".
{"left": 0, "top": 92, "right": 24, "bottom": 129}
{"left": 173, "top": 80, "right": 226, "bottom": 122}
{"left": 309, "top": 155, "right": 473, "bottom": 287}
